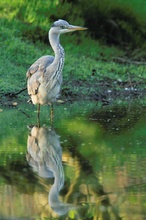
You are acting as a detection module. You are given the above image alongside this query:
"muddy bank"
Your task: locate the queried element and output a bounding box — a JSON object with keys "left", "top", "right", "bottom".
{"left": 61, "top": 78, "right": 146, "bottom": 102}
{"left": 1, "top": 77, "right": 146, "bottom": 108}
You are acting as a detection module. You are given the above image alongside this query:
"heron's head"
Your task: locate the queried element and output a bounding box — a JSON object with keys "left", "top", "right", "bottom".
{"left": 50, "top": 19, "right": 87, "bottom": 35}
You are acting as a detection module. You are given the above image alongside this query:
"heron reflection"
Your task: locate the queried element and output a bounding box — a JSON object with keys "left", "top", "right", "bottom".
{"left": 26, "top": 125, "right": 75, "bottom": 216}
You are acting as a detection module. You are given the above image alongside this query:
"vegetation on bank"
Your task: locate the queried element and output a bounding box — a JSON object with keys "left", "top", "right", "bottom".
{"left": 0, "top": 0, "right": 146, "bottom": 105}
{"left": 1, "top": 0, "right": 146, "bottom": 53}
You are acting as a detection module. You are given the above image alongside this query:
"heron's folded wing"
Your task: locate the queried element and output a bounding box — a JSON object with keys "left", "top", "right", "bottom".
{"left": 26, "top": 55, "right": 54, "bottom": 78}
{"left": 26, "top": 55, "right": 54, "bottom": 95}
{"left": 27, "top": 69, "right": 44, "bottom": 95}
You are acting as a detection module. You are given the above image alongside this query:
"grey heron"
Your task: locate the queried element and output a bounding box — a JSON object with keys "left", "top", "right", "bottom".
{"left": 26, "top": 19, "right": 87, "bottom": 123}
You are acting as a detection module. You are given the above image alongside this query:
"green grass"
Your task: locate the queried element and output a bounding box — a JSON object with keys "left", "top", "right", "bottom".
{"left": 1, "top": 0, "right": 146, "bottom": 53}
{"left": 0, "top": 1, "right": 146, "bottom": 104}
{"left": 0, "top": 19, "right": 146, "bottom": 103}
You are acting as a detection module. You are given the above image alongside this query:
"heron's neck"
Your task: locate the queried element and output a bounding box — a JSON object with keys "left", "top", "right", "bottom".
{"left": 49, "top": 32, "right": 65, "bottom": 64}
{"left": 47, "top": 31, "right": 65, "bottom": 90}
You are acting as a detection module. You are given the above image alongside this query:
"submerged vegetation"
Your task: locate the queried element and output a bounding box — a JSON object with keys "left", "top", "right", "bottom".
{"left": 0, "top": 0, "right": 146, "bottom": 105}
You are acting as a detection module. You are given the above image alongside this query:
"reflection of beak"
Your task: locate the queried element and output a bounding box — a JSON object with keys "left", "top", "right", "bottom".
{"left": 68, "top": 25, "right": 88, "bottom": 32}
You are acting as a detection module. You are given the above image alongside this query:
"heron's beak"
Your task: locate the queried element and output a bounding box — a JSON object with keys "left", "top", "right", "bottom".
{"left": 68, "top": 25, "right": 88, "bottom": 32}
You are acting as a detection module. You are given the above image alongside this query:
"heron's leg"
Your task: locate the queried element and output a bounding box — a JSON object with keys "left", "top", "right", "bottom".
{"left": 50, "top": 103, "right": 54, "bottom": 126}
{"left": 37, "top": 104, "right": 40, "bottom": 127}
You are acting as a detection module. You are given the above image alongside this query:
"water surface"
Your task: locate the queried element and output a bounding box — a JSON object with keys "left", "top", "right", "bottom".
{"left": 0, "top": 100, "right": 146, "bottom": 219}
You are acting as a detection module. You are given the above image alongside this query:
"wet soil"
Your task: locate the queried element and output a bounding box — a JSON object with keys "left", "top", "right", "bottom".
{"left": 0, "top": 77, "right": 146, "bottom": 108}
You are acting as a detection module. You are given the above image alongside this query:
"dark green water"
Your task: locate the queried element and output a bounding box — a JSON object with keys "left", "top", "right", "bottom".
{"left": 0, "top": 100, "right": 146, "bottom": 220}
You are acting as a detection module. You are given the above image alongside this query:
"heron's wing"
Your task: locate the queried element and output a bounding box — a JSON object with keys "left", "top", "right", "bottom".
{"left": 26, "top": 55, "right": 54, "bottom": 95}
{"left": 26, "top": 55, "right": 54, "bottom": 78}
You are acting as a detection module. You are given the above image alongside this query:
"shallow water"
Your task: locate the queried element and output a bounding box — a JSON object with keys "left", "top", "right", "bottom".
{"left": 0, "top": 100, "right": 146, "bottom": 220}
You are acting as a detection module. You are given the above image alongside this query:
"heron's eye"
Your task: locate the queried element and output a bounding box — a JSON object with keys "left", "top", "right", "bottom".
{"left": 61, "top": 26, "right": 66, "bottom": 29}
